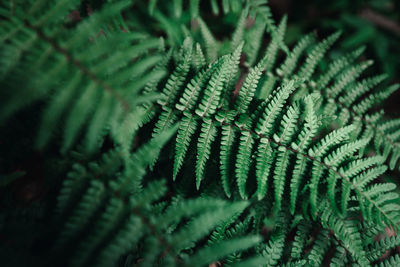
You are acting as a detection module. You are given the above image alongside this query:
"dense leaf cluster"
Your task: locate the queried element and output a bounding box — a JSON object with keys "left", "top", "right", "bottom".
{"left": 1, "top": 0, "right": 400, "bottom": 266}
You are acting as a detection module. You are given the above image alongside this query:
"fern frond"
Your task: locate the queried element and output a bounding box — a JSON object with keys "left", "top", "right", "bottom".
{"left": 173, "top": 0, "right": 183, "bottom": 18}
{"left": 316, "top": 46, "right": 365, "bottom": 89}
{"left": 3, "top": 2, "right": 400, "bottom": 266}
{"left": 196, "top": 118, "right": 217, "bottom": 189}
{"left": 195, "top": 55, "right": 232, "bottom": 117}
{"left": 173, "top": 113, "right": 198, "bottom": 180}
{"left": 210, "top": 0, "right": 220, "bottom": 15}
{"left": 189, "top": 235, "right": 261, "bottom": 265}
{"left": 160, "top": 197, "right": 227, "bottom": 229}
{"left": 330, "top": 245, "right": 349, "bottom": 267}
{"left": 197, "top": 17, "right": 219, "bottom": 62}
{"left": 340, "top": 74, "right": 387, "bottom": 107}
{"left": 309, "top": 124, "right": 355, "bottom": 157}
{"left": 309, "top": 125, "right": 355, "bottom": 214}
{"left": 249, "top": 0, "right": 275, "bottom": 33}
{"left": 297, "top": 31, "right": 341, "bottom": 81}
{"left": 244, "top": 17, "right": 266, "bottom": 66}
{"left": 231, "top": 6, "right": 249, "bottom": 51}
{"left": 170, "top": 200, "right": 249, "bottom": 251}
{"left": 176, "top": 63, "right": 215, "bottom": 112}
{"left": 260, "top": 15, "right": 288, "bottom": 72}
{"left": 235, "top": 130, "right": 254, "bottom": 199}
{"left": 255, "top": 137, "right": 274, "bottom": 200}
{"left": 126, "top": 125, "right": 178, "bottom": 191}
{"left": 327, "top": 60, "right": 373, "bottom": 99}
{"left": 290, "top": 220, "right": 312, "bottom": 259}
{"left": 69, "top": 197, "right": 124, "bottom": 267}
{"left": 219, "top": 112, "right": 237, "bottom": 197}
{"left": 367, "top": 235, "right": 400, "bottom": 261}
{"left": 352, "top": 165, "right": 388, "bottom": 189}
{"left": 255, "top": 80, "right": 296, "bottom": 136}
{"left": 277, "top": 33, "right": 315, "bottom": 78}
{"left": 289, "top": 96, "right": 318, "bottom": 213}
{"left": 324, "top": 138, "right": 370, "bottom": 167}
{"left": 273, "top": 104, "right": 300, "bottom": 210}
{"left": 159, "top": 41, "right": 192, "bottom": 106}
{"left": 190, "top": 0, "right": 201, "bottom": 18}
{"left": 375, "top": 254, "right": 400, "bottom": 267}
{"left": 1, "top": 0, "right": 166, "bottom": 154}
{"left": 306, "top": 230, "right": 331, "bottom": 266}
{"left": 52, "top": 134, "right": 258, "bottom": 267}
{"left": 373, "top": 116, "right": 400, "bottom": 170}
{"left": 261, "top": 229, "right": 286, "bottom": 266}
{"left": 320, "top": 202, "right": 368, "bottom": 265}
{"left": 236, "top": 64, "right": 264, "bottom": 113}
{"left": 193, "top": 43, "right": 207, "bottom": 71}
{"left": 222, "top": 42, "right": 245, "bottom": 106}
{"left": 152, "top": 106, "right": 178, "bottom": 138}
{"left": 55, "top": 179, "right": 106, "bottom": 249}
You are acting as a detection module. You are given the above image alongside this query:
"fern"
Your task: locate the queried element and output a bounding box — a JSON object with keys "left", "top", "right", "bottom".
{"left": 275, "top": 29, "right": 400, "bottom": 173}
{"left": 0, "top": 0, "right": 166, "bottom": 154}
{"left": 151, "top": 47, "right": 399, "bottom": 228}
{"left": 1, "top": 1, "right": 400, "bottom": 266}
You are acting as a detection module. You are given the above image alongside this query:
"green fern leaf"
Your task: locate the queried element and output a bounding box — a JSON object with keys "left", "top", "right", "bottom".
{"left": 175, "top": 63, "right": 214, "bottom": 112}
{"left": 196, "top": 118, "right": 217, "bottom": 189}
{"left": 218, "top": 111, "right": 237, "bottom": 197}
{"left": 340, "top": 74, "right": 387, "bottom": 107}
{"left": 244, "top": 17, "right": 266, "bottom": 66}
{"left": 256, "top": 80, "right": 296, "bottom": 136}
{"left": 320, "top": 202, "right": 368, "bottom": 265}
{"left": 152, "top": 107, "right": 178, "bottom": 137}
{"left": 62, "top": 83, "right": 99, "bottom": 153}
{"left": 290, "top": 221, "right": 311, "bottom": 259}
{"left": 309, "top": 124, "right": 355, "bottom": 158}
{"left": 255, "top": 137, "right": 274, "bottom": 200}
{"left": 55, "top": 179, "right": 105, "bottom": 248}
{"left": 367, "top": 236, "right": 400, "bottom": 261}
{"left": 231, "top": 7, "right": 249, "bottom": 51}
{"left": 262, "top": 230, "right": 286, "bottom": 266}
{"left": 277, "top": 33, "right": 315, "bottom": 78}
{"left": 170, "top": 201, "right": 249, "bottom": 251}
{"left": 261, "top": 15, "right": 288, "bottom": 72}
{"left": 173, "top": 0, "right": 183, "bottom": 18}
{"left": 290, "top": 96, "right": 318, "bottom": 213}
{"left": 306, "top": 230, "right": 331, "bottom": 266}
{"left": 195, "top": 56, "right": 232, "bottom": 117}
{"left": 193, "top": 43, "right": 207, "bottom": 70}
{"left": 316, "top": 46, "right": 365, "bottom": 89}
{"left": 70, "top": 197, "right": 124, "bottom": 267}
{"left": 235, "top": 130, "right": 254, "bottom": 199}
{"left": 273, "top": 104, "right": 300, "bottom": 210}
{"left": 158, "top": 44, "right": 192, "bottom": 106}
{"left": 173, "top": 112, "right": 198, "bottom": 180}
{"left": 197, "top": 17, "right": 218, "bottom": 61}
{"left": 297, "top": 31, "right": 341, "bottom": 81}
{"left": 326, "top": 60, "right": 373, "bottom": 99}
{"left": 190, "top": 0, "right": 200, "bottom": 18}
{"left": 189, "top": 235, "right": 261, "bottom": 265}
{"left": 375, "top": 254, "right": 400, "bottom": 267}
{"left": 236, "top": 63, "right": 264, "bottom": 113}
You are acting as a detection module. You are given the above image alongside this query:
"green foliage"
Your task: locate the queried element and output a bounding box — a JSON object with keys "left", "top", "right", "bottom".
{"left": 52, "top": 137, "right": 256, "bottom": 267}
{"left": 1, "top": 0, "right": 400, "bottom": 266}
{"left": 0, "top": 0, "right": 166, "bottom": 154}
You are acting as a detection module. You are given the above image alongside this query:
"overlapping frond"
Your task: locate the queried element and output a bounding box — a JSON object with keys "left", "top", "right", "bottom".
{"left": 0, "top": 0, "right": 166, "bottom": 154}
{"left": 51, "top": 124, "right": 260, "bottom": 267}
{"left": 150, "top": 42, "right": 399, "bottom": 230}
{"left": 2, "top": 1, "right": 400, "bottom": 266}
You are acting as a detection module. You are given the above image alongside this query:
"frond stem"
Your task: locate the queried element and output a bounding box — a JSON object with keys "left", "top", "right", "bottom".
{"left": 24, "top": 21, "right": 131, "bottom": 112}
